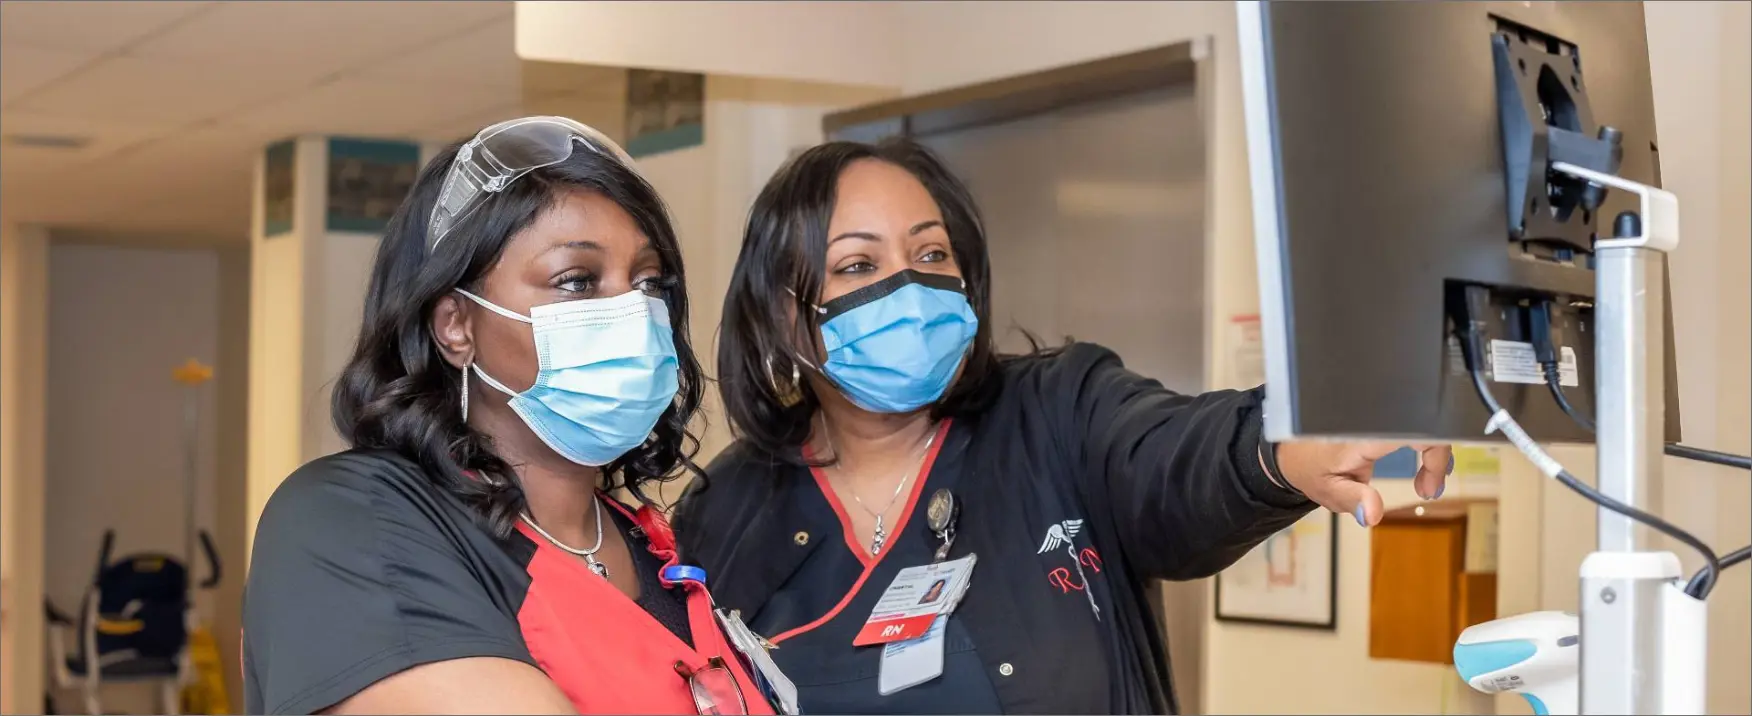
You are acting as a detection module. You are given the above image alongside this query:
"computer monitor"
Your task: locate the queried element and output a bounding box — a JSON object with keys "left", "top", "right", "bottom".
{"left": 1238, "top": 0, "right": 1682, "bottom": 444}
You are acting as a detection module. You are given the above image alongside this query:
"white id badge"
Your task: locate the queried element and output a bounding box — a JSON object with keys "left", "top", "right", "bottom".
{"left": 714, "top": 608, "right": 800, "bottom": 715}
{"left": 878, "top": 613, "right": 948, "bottom": 695}
{"left": 854, "top": 554, "right": 977, "bottom": 646}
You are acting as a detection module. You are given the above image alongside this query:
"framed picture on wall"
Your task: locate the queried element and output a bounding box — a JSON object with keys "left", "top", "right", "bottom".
{"left": 1214, "top": 511, "right": 1338, "bottom": 629}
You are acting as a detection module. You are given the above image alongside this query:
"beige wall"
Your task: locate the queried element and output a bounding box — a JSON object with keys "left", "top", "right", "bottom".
{"left": 1, "top": 222, "right": 50, "bottom": 714}
{"left": 1647, "top": 3, "right": 1750, "bottom": 713}
{"left": 515, "top": 1, "right": 900, "bottom": 88}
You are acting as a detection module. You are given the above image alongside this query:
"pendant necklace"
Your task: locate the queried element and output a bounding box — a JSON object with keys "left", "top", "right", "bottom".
{"left": 521, "top": 496, "right": 609, "bottom": 578}
{"left": 824, "top": 417, "right": 939, "bottom": 556}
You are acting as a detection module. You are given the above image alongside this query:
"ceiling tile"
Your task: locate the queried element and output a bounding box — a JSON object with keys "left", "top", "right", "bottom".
{"left": 0, "top": 0, "right": 517, "bottom": 241}
{"left": 357, "top": 18, "right": 518, "bottom": 90}
{"left": 129, "top": 1, "right": 510, "bottom": 76}
{"left": 101, "top": 125, "right": 268, "bottom": 189}
{"left": 0, "top": 110, "right": 166, "bottom": 170}
{"left": 11, "top": 54, "right": 329, "bottom": 126}
{"left": 0, "top": 1, "right": 214, "bottom": 53}
{"left": 227, "top": 76, "right": 522, "bottom": 140}
{"left": 0, "top": 44, "right": 99, "bottom": 105}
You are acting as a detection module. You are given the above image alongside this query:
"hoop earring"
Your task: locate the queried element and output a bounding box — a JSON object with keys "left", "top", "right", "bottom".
{"left": 768, "top": 356, "right": 803, "bottom": 408}
{"left": 461, "top": 361, "right": 471, "bottom": 422}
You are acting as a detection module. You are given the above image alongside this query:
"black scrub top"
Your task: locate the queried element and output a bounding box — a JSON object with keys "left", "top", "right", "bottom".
{"left": 743, "top": 421, "right": 1003, "bottom": 714}
{"left": 677, "top": 343, "right": 1317, "bottom": 714}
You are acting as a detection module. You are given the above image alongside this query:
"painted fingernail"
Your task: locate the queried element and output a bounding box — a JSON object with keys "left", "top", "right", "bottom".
{"left": 1447, "top": 454, "right": 1456, "bottom": 475}
{"left": 1354, "top": 504, "right": 1368, "bottom": 527}
{"left": 1433, "top": 483, "right": 1446, "bottom": 500}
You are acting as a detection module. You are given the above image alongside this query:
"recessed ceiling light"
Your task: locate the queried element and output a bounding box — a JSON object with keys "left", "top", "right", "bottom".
{"left": 3, "top": 134, "right": 91, "bottom": 149}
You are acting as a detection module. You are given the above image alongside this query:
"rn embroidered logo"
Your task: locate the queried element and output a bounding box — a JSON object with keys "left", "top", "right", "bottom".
{"left": 1038, "top": 519, "right": 1103, "bottom": 621}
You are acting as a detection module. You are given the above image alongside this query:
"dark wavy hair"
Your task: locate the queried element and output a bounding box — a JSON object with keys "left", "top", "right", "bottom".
{"left": 716, "top": 138, "right": 1003, "bottom": 462}
{"left": 331, "top": 134, "right": 706, "bottom": 538}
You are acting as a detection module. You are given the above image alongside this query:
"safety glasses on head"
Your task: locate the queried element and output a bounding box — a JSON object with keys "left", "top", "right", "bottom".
{"left": 427, "top": 115, "right": 638, "bottom": 251}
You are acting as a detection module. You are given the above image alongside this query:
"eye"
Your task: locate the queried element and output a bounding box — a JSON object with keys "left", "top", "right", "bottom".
{"left": 635, "top": 275, "right": 677, "bottom": 296}
{"left": 835, "top": 260, "right": 878, "bottom": 275}
{"left": 555, "top": 272, "right": 596, "bottom": 295}
{"left": 918, "top": 249, "right": 950, "bottom": 264}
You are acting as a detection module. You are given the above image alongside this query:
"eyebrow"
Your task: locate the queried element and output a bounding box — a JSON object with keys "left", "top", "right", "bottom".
{"left": 828, "top": 220, "right": 945, "bottom": 244}
{"left": 544, "top": 240, "right": 604, "bottom": 255}
{"left": 541, "top": 239, "right": 658, "bottom": 256}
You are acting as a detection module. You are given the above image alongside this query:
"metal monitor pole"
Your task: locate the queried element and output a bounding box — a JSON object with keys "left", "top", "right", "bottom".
{"left": 1552, "top": 162, "right": 1706, "bottom": 715}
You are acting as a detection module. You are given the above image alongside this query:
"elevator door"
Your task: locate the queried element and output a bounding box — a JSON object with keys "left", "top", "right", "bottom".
{"left": 920, "top": 84, "right": 1207, "bottom": 391}
{"left": 919, "top": 83, "right": 1210, "bottom": 711}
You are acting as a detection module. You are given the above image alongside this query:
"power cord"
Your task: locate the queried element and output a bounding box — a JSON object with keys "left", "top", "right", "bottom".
{"left": 1454, "top": 286, "right": 1723, "bottom": 599}
{"left": 1528, "top": 300, "right": 1752, "bottom": 470}
{"left": 1525, "top": 298, "right": 1751, "bottom": 592}
{"left": 1721, "top": 545, "right": 1751, "bottom": 573}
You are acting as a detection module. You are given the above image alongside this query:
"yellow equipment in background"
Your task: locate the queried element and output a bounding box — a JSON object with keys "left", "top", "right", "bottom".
{"left": 182, "top": 626, "right": 229, "bottom": 714}
{"left": 174, "top": 359, "right": 231, "bottom": 714}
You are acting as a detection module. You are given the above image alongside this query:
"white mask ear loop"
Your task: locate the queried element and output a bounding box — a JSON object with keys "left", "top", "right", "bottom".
{"left": 785, "top": 286, "right": 829, "bottom": 317}
{"left": 453, "top": 289, "right": 529, "bottom": 398}
{"left": 455, "top": 288, "right": 534, "bottom": 324}
{"left": 471, "top": 362, "right": 519, "bottom": 398}
{"left": 781, "top": 287, "right": 829, "bottom": 375}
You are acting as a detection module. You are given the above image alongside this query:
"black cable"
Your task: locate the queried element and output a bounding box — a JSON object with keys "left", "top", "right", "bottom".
{"left": 1664, "top": 442, "right": 1752, "bottom": 471}
{"left": 1720, "top": 545, "right": 1751, "bottom": 572}
{"left": 1456, "top": 287, "right": 1723, "bottom": 599}
{"left": 1546, "top": 366, "right": 1751, "bottom": 469}
{"left": 1543, "top": 364, "right": 1596, "bottom": 432}
{"left": 1688, "top": 544, "right": 1749, "bottom": 595}
{"left": 1530, "top": 300, "right": 1751, "bottom": 470}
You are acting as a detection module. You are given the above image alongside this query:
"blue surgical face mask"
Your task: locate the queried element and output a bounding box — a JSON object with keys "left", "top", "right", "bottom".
{"left": 809, "top": 269, "right": 979, "bottom": 414}
{"left": 458, "top": 288, "right": 680, "bottom": 466}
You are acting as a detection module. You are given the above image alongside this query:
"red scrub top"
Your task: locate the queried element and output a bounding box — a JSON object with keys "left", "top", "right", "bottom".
{"left": 241, "top": 450, "right": 776, "bottom": 715}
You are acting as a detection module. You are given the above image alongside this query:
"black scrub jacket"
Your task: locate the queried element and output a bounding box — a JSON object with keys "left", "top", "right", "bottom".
{"left": 676, "top": 343, "right": 1318, "bottom": 714}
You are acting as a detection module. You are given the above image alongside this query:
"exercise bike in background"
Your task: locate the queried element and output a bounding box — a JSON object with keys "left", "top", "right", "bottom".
{"left": 42, "top": 358, "right": 231, "bottom": 714}
{"left": 45, "top": 529, "right": 221, "bottom": 715}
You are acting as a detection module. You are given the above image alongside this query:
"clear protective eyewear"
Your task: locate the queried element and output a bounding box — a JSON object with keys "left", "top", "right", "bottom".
{"left": 427, "top": 116, "right": 637, "bottom": 251}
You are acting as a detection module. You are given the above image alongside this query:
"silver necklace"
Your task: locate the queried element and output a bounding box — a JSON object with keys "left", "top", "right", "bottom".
{"left": 520, "top": 497, "right": 609, "bottom": 578}
{"left": 824, "top": 418, "right": 939, "bottom": 556}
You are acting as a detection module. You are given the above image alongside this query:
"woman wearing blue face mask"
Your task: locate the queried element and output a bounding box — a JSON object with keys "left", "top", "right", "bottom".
{"left": 242, "top": 118, "right": 783, "bottom": 715}
{"left": 676, "top": 138, "right": 1454, "bottom": 714}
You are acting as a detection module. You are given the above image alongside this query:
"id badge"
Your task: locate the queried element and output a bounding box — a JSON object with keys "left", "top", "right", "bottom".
{"left": 878, "top": 613, "right": 948, "bottom": 695}
{"left": 853, "top": 554, "right": 977, "bottom": 646}
{"left": 714, "top": 608, "right": 800, "bottom": 715}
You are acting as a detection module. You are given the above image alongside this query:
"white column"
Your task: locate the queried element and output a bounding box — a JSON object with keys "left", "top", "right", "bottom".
{"left": 2, "top": 222, "right": 50, "bottom": 714}
{"left": 245, "top": 136, "right": 431, "bottom": 556}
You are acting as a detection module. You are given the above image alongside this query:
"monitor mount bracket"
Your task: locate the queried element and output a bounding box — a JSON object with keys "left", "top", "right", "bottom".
{"left": 1493, "top": 19, "right": 1626, "bottom": 256}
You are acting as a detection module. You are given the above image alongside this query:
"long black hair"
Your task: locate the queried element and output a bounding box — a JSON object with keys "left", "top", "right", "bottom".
{"left": 717, "top": 138, "right": 1003, "bottom": 461}
{"left": 331, "top": 134, "right": 706, "bottom": 538}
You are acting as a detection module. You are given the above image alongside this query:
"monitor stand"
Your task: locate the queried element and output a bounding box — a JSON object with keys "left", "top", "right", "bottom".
{"left": 1552, "top": 162, "right": 1703, "bottom": 715}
